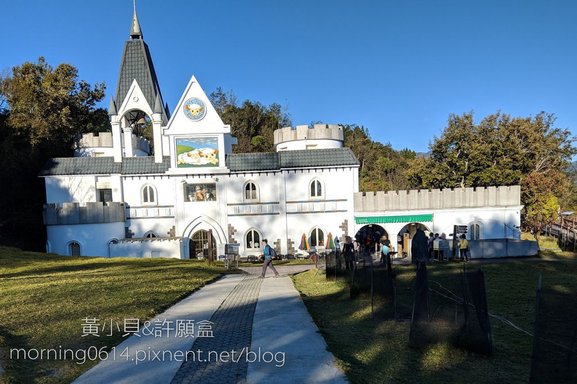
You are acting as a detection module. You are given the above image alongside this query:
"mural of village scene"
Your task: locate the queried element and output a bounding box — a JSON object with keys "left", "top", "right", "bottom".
{"left": 184, "top": 183, "right": 217, "bottom": 202}
{"left": 176, "top": 137, "right": 219, "bottom": 167}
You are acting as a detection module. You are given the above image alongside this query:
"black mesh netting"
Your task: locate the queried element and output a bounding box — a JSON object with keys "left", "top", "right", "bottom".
{"left": 529, "top": 287, "right": 577, "bottom": 384}
{"left": 409, "top": 265, "right": 493, "bottom": 354}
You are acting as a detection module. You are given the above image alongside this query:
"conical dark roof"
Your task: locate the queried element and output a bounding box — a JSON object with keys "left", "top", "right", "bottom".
{"left": 114, "top": 8, "right": 168, "bottom": 121}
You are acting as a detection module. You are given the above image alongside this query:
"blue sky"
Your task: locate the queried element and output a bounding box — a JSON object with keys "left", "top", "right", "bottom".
{"left": 2, "top": 0, "right": 577, "bottom": 153}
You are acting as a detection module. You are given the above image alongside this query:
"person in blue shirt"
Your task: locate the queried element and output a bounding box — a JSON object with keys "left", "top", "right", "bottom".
{"left": 261, "top": 239, "right": 279, "bottom": 278}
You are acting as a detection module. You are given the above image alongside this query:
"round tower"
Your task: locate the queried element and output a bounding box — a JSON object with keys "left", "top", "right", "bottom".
{"left": 273, "top": 124, "right": 344, "bottom": 151}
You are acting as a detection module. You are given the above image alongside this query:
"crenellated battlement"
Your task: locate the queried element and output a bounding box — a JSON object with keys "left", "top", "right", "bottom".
{"left": 354, "top": 185, "right": 522, "bottom": 212}
{"left": 80, "top": 132, "right": 114, "bottom": 147}
{"left": 77, "top": 132, "right": 150, "bottom": 157}
{"left": 274, "top": 124, "right": 344, "bottom": 150}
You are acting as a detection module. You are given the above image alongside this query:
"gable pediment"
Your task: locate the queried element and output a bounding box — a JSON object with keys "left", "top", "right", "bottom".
{"left": 117, "top": 80, "right": 153, "bottom": 117}
{"left": 164, "top": 76, "right": 230, "bottom": 135}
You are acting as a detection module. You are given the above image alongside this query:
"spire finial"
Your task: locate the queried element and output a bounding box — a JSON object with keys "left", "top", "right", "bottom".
{"left": 130, "top": 0, "right": 143, "bottom": 39}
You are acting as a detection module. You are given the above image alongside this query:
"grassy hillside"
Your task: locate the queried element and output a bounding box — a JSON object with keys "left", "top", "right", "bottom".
{"left": 0, "top": 247, "right": 223, "bottom": 383}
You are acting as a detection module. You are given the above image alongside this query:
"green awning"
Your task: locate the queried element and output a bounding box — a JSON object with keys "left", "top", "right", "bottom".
{"left": 355, "top": 214, "right": 433, "bottom": 225}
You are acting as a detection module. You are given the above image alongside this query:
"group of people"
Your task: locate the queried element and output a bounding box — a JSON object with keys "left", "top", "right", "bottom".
{"left": 413, "top": 228, "right": 469, "bottom": 263}
{"left": 259, "top": 229, "right": 471, "bottom": 278}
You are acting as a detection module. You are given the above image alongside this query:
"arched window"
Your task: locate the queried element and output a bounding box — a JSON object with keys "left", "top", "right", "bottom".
{"left": 244, "top": 182, "right": 258, "bottom": 201}
{"left": 68, "top": 241, "right": 81, "bottom": 256}
{"left": 469, "top": 223, "right": 481, "bottom": 240}
{"left": 108, "top": 239, "right": 119, "bottom": 258}
{"left": 142, "top": 185, "right": 156, "bottom": 204}
{"left": 310, "top": 227, "right": 324, "bottom": 247}
{"left": 245, "top": 229, "right": 261, "bottom": 250}
{"left": 144, "top": 232, "right": 157, "bottom": 238}
{"left": 310, "top": 179, "right": 323, "bottom": 198}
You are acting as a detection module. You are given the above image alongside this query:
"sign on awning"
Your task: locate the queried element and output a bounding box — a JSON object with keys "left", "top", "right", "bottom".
{"left": 355, "top": 214, "right": 433, "bottom": 225}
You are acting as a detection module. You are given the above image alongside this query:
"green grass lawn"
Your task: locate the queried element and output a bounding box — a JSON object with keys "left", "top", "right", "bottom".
{"left": 293, "top": 259, "right": 577, "bottom": 384}
{"left": 0, "top": 247, "right": 224, "bottom": 384}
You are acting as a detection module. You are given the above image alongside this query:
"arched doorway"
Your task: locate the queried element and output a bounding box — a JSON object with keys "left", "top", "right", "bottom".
{"left": 189, "top": 229, "right": 216, "bottom": 261}
{"left": 355, "top": 224, "right": 388, "bottom": 254}
{"left": 397, "top": 222, "right": 432, "bottom": 258}
{"left": 121, "top": 109, "right": 153, "bottom": 154}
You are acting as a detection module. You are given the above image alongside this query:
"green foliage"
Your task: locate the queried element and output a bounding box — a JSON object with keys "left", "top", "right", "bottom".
{"left": 209, "top": 87, "right": 290, "bottom": 153}
{"left": 407, "top": 111, "right": 577, "bottom": 232}
{"left": 0, "top": 57, "right": 109, "bottom": 153}
{"left": 521, "top": 171, "right": 568, "bottom": 238}
{"left": 408, "top": 112, "right": 576, "bottom": 189}
{"left": 0, "top": 57, "right": 109, "bottom": 249}
{"left": 342, "top": 124, "right": 413, "bottom": 191}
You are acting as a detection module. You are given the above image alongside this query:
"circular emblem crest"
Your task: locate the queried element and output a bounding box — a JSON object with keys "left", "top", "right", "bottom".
{"left": 183, "top": 97, "right": 207, "bottom": 121}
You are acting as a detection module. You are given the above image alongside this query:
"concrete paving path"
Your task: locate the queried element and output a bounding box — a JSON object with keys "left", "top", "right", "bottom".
{"left": 73, "top": 266, "right": 347, "bottom": 384}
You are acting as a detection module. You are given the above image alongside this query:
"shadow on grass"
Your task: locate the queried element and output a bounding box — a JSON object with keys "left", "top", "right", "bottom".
{"left": 0, "top": 325, "right": 38, "bottom": 383}
{"left": 293, "top": 260, "right": 577, "bottom": 383}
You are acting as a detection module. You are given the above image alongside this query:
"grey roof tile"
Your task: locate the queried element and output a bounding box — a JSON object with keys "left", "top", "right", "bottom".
{"left": 39, "top": 157, "right": 120, "bottom": 176}
{"left": 115, "top": 40, "right": 168, "bottom": 121}
{"left": 280, "top": 148, "right": 359, "bottom": 168}
{"left": 40, "top": 149, "right": 358, "bottom": 176}
{"left": 39, "top": 157, "right": 170, "bottom": 176}
{"left": 226, "top": 148, "right": 359, "bottom": 172}
{"left": 225, "top": 153, "right": 279, "bottom": 171}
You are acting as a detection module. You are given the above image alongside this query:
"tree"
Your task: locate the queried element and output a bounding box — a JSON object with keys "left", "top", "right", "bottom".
{"left": 521, "top": 170, "right": 570, "bottom": 239}
{"left": 209, "top": 87, "right": 290, "bottom": 153}
{"left": 408, "top": 112, "right": 575, "bottom": 189}
{"left": 342, "top": 124, "right": 413, "bottom": 191}
{"left": 0, "top": 57, "right": 108, "bottom": 156}
{"left": 407, "top": 111, "right": 576, "bottom": 235}
{"left": 0, "top": 57, "right": 109, "bottom": 249}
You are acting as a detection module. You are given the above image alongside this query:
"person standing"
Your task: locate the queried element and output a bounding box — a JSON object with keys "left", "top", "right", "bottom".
{"left": 459, "top": 234, "right": 470, "bottom": 261}
{"left": 261, "top": 239, "right": 279, "bottom": 278}
{"left": 439, "top": 233, "right": 450, "bottom": 261}
{"left": 411, "top": 228, "right": 428, "bottom": 266}
{"left": 343, "top": 236, "right": 355, "bottom": 271}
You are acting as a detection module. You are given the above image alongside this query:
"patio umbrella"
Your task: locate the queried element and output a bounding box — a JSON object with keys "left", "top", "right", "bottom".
{"left": 325, "top": 232, "right": 335, "bottom": 250}
{"left": 298, "top": 233, "right": 310, "bottom": 251}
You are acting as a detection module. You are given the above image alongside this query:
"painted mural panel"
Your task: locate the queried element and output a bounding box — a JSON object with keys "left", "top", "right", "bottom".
{"left": 176, "top": 137, "right": 219, "bottom": 167}
{"left": 184, "top": 183, "right": 217, "bottom": 202}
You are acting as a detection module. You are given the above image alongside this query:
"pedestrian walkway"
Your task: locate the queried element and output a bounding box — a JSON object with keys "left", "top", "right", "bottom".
{"left": 73, "top": 266, "right": 347, "bottom": 384}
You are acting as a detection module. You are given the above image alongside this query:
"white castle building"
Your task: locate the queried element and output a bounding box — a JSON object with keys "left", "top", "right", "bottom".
{"left": 39, "top": 9, "right": 528, "bottom": 260}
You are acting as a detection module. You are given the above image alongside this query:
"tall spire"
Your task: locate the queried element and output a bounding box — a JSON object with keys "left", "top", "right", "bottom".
{"left": 130, "top": 0, "right": 143, "bottom": 39}
{"left": 115, "top": 1, "right": 168, "bottom": 123}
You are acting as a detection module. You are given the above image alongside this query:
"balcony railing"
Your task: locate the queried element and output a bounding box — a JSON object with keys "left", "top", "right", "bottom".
{"left": 44, "top": 202, "right": 126, "bottom": 225}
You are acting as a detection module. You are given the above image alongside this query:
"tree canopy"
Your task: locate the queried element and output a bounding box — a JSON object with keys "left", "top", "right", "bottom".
{"left": 342, "top": 124, "right": 414, "bottom": 191}
{"left": 406, "top": 111, "right": 576, "bottom": 237}
{"left": 0, "top": 57, "right": 109, "bottom": 248}
{"left": 0, "top": 57, "right": 109, "bottom": 156}
{"left": 210, "top": 87, "right": 290, "bottom": 153}
{"left": 407, "top": 112, "right": 575, "bottom": 189}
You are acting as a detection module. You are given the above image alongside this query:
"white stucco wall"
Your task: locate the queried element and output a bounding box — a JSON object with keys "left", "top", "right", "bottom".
{"left": 109, "top": 238, "right": 182, "bottom": 259}
{"left": 276, "top": 139, "right": 343, "bottom": 151}
{"left": 225, "top": 167, "right": 357, "bottom": 257}
{"left": 46, "top": 222, "right": 126, "bottom": 256}
{"left": 45, "top": 176, "right": 97, "bottom": 203}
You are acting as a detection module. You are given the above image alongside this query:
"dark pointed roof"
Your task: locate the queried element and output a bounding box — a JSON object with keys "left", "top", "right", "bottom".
{"left": 108, "top": 98, "right": 117, "bottom": 116}
{"left": 115, "top": 7, "right": 168, "bottom": 121}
